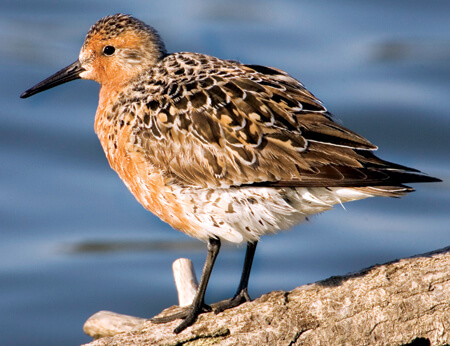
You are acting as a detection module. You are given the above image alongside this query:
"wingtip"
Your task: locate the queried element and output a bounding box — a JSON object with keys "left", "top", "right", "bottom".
{"left": 426, "top": 176, "right": 443, "bottom": 183}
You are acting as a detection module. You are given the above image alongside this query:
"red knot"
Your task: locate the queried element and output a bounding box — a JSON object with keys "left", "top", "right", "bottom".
{"left": 21, "top": 13, "right": 440, "bottom": 333}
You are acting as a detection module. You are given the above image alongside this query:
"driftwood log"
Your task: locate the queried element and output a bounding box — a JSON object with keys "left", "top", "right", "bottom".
{"left": 83, "top": 247, "right": 450, "bottom": 346}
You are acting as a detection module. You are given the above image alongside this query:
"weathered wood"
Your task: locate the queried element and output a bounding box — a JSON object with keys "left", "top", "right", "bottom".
{"left": 83, "top": 311, "right": 146, "bottom": 339}
{"left": 172, "top": 258, "right": 198, "bottom": 307}
{"left": 83, "top": 246, "right": 450, "bottom": 346}
{"left": 83, "top": 258, "right": 198, "bottom": 339}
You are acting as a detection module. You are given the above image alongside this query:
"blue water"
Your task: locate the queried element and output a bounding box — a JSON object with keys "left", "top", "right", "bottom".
{"left": 2, "top": 1, "right": 449, "bottom": 345}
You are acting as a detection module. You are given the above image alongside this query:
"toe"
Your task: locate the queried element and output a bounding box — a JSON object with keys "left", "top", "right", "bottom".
{"left": 213, "top": 290, "right": 251, "bottom": 314}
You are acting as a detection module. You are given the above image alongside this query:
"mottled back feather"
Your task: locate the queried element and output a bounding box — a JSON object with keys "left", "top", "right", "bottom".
{"left": 101, "top": 52, "right": 437, "bottom": 189}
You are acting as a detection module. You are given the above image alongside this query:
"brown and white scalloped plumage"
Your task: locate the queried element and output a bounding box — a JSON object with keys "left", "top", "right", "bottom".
{"left": 63, "top": 14, "right": 436, "bottom": 242}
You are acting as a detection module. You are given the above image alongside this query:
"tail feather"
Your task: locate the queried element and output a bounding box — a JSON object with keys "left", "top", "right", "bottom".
{"left": 353, "top": 185, "right": 414, "bottom": 198}
{"left": 246, "top": 167, "right": 440, "bottom": 189}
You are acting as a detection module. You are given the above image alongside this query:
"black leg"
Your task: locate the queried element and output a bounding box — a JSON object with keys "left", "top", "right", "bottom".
{"left": 151, "top": 237, "right": 221, "bottom": 333}
{"left": 214, "top": 240, "right": 258, "bottom": 314}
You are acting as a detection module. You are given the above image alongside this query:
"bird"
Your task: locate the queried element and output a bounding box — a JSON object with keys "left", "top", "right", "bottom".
{"left": 21, "top": 13, "right": 440, "bottom": 333}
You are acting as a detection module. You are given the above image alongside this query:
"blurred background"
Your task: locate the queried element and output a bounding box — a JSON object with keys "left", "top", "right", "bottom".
{"left": 1, "top": 0, "right": 449, "bottom": 345}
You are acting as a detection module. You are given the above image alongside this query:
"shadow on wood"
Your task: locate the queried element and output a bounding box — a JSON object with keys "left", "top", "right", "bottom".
{"left": 83, "top": 246, "right": 450, "bottom": 346}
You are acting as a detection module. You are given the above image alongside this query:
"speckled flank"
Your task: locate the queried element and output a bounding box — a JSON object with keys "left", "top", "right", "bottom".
{"left": 40, "top": 14, "right": 440, "bottom": 243}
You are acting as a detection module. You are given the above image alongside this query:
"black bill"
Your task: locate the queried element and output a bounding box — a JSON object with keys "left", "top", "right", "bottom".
{"left": 20, "top": 60, "right": 85, "bottom": 99}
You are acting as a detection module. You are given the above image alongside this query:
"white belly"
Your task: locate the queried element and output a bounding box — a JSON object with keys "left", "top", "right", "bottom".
{"left": 173, "top": 186, "right": 376, "bottom": 243}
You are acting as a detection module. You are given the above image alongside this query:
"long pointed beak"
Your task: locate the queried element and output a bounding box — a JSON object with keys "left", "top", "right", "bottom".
{"left": 20, "top": 60, "right": 85, "bottom": 99}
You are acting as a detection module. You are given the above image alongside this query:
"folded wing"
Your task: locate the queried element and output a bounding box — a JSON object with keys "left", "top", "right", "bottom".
{"left": 132, "top": 53, "right": 439, "bottom": 189}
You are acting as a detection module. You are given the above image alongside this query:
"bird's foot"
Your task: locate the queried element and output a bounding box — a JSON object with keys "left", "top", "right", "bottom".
{"left": 213, "top": 288, "right": 252, "bottom": 314}
{"left": 151, "top": 303, "right": 212, "bottom": 333}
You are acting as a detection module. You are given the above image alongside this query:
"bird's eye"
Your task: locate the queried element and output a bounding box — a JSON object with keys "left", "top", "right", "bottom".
{"left": 103, "top": 46, "right": 115, "bottom": 56}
